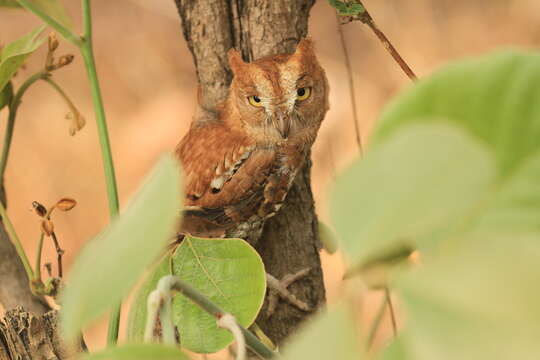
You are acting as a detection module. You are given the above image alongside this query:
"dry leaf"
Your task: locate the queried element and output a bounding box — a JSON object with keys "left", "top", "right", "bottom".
{"left": 55, "top": 197, "right": 77, "bottom": 211}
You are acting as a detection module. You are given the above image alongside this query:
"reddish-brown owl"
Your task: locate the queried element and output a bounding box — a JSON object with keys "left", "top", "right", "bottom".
{"left": 176, "top": 39, "right": 329, "bottom": 244}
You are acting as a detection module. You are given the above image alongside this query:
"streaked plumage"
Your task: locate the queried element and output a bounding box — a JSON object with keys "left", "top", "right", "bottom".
{"left": 176, "top": 39, "right": 329, "bottom": 243}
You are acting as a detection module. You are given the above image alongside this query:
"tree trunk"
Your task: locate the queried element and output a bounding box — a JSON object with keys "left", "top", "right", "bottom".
{"left": 0, "top": 308, "right": 75, "bottom": 360}
{"left": 174, "top": 0, "right": 326, "bottom": 345}
{"left": 0, "top": 186, "right": 50, "bottom": 315}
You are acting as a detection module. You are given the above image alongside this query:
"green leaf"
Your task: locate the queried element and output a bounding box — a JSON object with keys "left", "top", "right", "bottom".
{"left": 375, "top": 51, "right": 540, "bottom": 178}
{"left": 319, "top": 221, "right": 339, "bottom": 254}
{"left": 371, "top": 50, "right": 540, "bottom": 238}
{"left": 0, "top": 24, "right": 46, "bottom": 92}
{"left": 331, "top": 124, "right": 494, "bottom": 268}
{"left": 61, "top": 155, "right": 182, "bottom": 341}
{"left": 0, "top": 81, "right": 13, "bottom": 110}
{"left": 16, "top": 0, "right": 74, "bottom": 32}
{"left": 281, "top": 304, "right": 363, "bottom": 360}
{"left": 328, "top": 0, "right": 365, "bottom": 16}
{"left": 396, "top": 235, "right": 540, "bottom": 360}
{"left": 378, "top": 339, "right": 406, "bottom": 360}
{"left": 127, "top": 255, "right": 172, "bottom": 342}
{"left": 0, "top": 0, "right": 21, "bottom": 7}
{"left": 80, "top": 344, "right": 188, "bottom": 360}
{"left": 171, "top": 236, "right": 266, "bottom": 353}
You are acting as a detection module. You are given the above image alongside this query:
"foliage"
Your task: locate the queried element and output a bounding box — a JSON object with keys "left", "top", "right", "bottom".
{"left": 170, "top": 237, "right": 266, "bottom": 353}
{"left": 329, "top": 50, "right": 540, "bottom": 359}
{"left": 80, "top": 344, "right": 188, "bottom": 360}
{"left": 3, "top": 0, "right": 540, "bottom": 359}
{"left": 328, "top": 0, "right": 365, "bottom": 16}
{"left": 60, "top": 155, "right": 181, "bottom": 341}
{"left": 0, "top": 24, "right": 46, "bottom": 92}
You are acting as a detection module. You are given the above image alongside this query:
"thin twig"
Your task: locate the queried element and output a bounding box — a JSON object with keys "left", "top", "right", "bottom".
{"left": 366, "top": 293, "right": 387, "bottom": 349}
{"left": 339, "top": 1, "right": 417, "bottom": 81}
{"left": 335, "top": 13, "right": 363, "bottom": 155}
{"left": 49, "top": 231, "right": 64, "bottom": 278}
{"left": 385, "top": 287, "right": 397, "bottom": 336}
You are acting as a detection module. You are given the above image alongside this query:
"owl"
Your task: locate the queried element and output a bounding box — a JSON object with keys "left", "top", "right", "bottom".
{"left": 176, "top": 38, "right": 329, "bottom": 245}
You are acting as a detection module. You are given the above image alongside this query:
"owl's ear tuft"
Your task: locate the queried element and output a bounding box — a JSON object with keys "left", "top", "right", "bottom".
{"left": 228, "top": 49, "right": 246, "bottom": 74}
{"left": 293, "top": 38, "right": 315, "bottom": 57}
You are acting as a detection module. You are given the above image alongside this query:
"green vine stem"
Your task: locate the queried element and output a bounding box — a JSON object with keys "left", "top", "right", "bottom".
{"left": 18, "top": 0, "right": 122, "bottom": 343}
{"left": 147, "top": 276, "right": 280, "bottom": 360}
{"left": 34, "top": 232, "right": 45, "bottom": 282}
{"left": 16, "top": 0, "right": 81, "bottom": 46}
{"left": 0, "top": 71, "right": 48, "bottom": 182}
{"left": 79, "top": 0, "right": 121, "bottom": 344}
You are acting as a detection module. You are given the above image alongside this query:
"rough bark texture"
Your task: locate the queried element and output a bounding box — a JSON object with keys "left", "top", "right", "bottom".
{"left": 0, "top": 186, "right": 49, "bottom": 315}
{"left": 175, "top": 0, "right": 325, "bottom": 345}
{"left": 0, "top": 308, "right": 75, "bottom": 360}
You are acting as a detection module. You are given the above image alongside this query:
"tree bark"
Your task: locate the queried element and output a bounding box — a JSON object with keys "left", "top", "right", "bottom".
{"left": 0, "top": 186, "right": 49, "bottom": 315}
{"left": 174, "top": 0, "right": 325, "bottom": 345}
{"left": 0, "top": 308, "right": 75, "bottom": 360}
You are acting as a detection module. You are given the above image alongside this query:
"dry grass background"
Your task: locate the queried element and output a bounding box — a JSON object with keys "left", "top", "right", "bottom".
{"left": 1, "top": 0, "right": 539, "bottom": 356}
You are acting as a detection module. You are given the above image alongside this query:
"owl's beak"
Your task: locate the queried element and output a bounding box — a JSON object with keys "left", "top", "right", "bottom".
{"left": 275, "top": 109, "right": 291, "bottom": 139}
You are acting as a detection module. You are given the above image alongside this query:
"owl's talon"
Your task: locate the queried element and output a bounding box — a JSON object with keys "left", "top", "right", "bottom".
{"left": 265, "top": 268, "right": 313, "bottom": 318}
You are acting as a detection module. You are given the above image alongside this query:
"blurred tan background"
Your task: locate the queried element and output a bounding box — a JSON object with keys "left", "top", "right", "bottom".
{"left": 1, "top": 0, "right": 539, "bottom": 356}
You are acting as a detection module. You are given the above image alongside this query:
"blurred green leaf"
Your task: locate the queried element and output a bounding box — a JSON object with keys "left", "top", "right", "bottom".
{"left": 127, "top": 254, "right": 172, "bottom": 342}
{"left": 81, "top": 344, "right": 188, "bottom": 360}
{"left": 281, "top": 304, "right": 363, "bottom": 360}
{"left": 328, "top": 0, "right": 365, "bottom": 16}
{"left": 319, "top": 221, "right": 339, "bottom": 254}
{"left": 378, "top": 338, "right": 406, "bottom": 360}
{"left": 0, "top": 24, "right": 46, "bottom": 92}
{"left": 397, "top": 235, "right": 540, "bottom": 360}
{"left": 331, "top": 124, "right": 494, "bottom": 268}
{"left": 61, "top": 155, "right": 182, "bottom": 341}
{"left": 171, "top": 236, "right": 266, "bottom": 353}
{"left": 375, "top": 51, "right": 540, "bottom": 178}
{"left": 16, "top": 0, "right": 74, "bottom": 31}
{"left": 0, "top": 81, "right": 13, "bottom": 110}
{"left": 0, "top": 0, "right": 20, "bottom": 7}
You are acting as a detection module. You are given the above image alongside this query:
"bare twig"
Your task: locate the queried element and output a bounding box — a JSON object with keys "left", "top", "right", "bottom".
{"left": 339, "top": 1, "right": 417, "bottom": 81}
{"left": 385, "top": 287, "right": 397, "bottom": 336}
{"left": 335, "top": 13, "right": 363, "bottom": 155}
{"left": 265, "top": 270, "right": 312, "bottom": 318}
{"left": 49, "top": 232, "right": 64, "bottom": 278}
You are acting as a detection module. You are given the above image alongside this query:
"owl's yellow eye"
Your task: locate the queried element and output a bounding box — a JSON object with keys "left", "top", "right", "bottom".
{"left": 248, "top": 95, "right": 263, "bottom": 107}
{"left": 296, "top": 87, "right": 311, "bottom": 101}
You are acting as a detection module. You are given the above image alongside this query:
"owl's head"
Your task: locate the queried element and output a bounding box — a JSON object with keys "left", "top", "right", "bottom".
{"left": 225, "top": 39, "right": 329, "bottom": 144}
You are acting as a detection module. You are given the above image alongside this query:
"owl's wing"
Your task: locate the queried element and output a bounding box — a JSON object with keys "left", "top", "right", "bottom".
{"left": 177, "top": 123, "right": 289, "bottom": 234}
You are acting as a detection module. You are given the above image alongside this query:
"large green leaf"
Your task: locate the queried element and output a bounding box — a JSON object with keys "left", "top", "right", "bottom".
{"left": 0, "top": 25, "right": 46, "bottom": 92}
{"left": 61, "top": 155, "right": 182, "bottom": 341}
{"left": 331, "top": 124, "right": 494, "bottom": 268}
{"left": 374, "top": 51, "right": 540, "bottom": 178}
{"left": 16, "top": 0, "right": 74, "bottom": 32}
{"left": 281, "top": 305, "right": 363, "bottom": 360}
{"left": 81, "top": 344, "right": 188, "bottom": 360}
{"left": 127, "top": 254, "right": 172, "bottom": 342}
{"left": 171, "top": 236, "right": 266, "bottom": 353}
{"left": 396, "top": 235, "right": 540, "bottom": 360}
